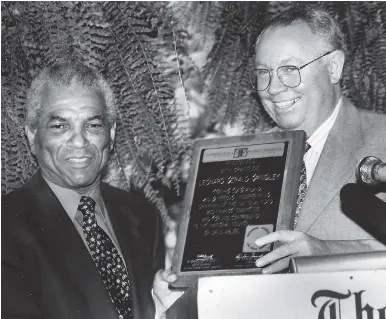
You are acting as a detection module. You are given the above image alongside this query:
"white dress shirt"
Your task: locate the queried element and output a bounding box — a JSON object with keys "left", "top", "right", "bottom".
{"left": 304, "top": 97, "right": 342, "bottom": 185}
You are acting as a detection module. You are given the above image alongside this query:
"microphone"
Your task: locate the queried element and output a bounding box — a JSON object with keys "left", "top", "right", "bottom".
{"left": 356, "top": 156, "right": 386, "bottom": 186}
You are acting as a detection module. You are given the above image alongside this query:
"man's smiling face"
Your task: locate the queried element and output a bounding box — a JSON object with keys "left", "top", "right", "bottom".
{"left": 26, "top": 82, "right": 115, "bottom": 190}
{"left": 255, "top": 22, "right": 338, "bottom": 137}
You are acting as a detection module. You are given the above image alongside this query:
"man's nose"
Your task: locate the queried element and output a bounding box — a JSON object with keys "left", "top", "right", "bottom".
{"left": 67, "top": 128, "right": 90, "bottom": 148}
{"left": 267, "top": 72, "right": 288, "bottom": 95}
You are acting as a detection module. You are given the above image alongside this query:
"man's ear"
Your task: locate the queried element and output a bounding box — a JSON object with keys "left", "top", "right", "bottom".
{"left": 110, "top": 122, "right": 116, "bottom": 151}
{"left": 328, "top": 50, "right": 345, "bottom": 84}
{"left": 25, "top": 125, "right": 37, "bottom": 155}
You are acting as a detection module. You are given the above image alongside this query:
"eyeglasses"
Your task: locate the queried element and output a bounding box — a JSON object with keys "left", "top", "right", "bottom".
{"left": 249, "top": 51, "right": 333, "bottom": 91}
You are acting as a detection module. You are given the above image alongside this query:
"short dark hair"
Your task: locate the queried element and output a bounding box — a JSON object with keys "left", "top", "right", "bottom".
{"left": 257, "top": 4, "right": 347, "bottom": 53}
{"left": 26, "top": 63, "right": 117, "bottom": 129}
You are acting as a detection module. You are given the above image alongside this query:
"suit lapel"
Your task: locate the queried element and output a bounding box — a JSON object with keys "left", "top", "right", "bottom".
{"left": 101, "top": 185, "right": 142, "bottom": 260}
{"left": 296, "top": 100, "right": 365, "bottom": 232}
{"left": 28, "top": 173, "right": 118, "bottom": 319}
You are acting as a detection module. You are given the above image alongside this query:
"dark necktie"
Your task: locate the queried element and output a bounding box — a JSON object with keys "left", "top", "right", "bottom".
{"left": 77, "top": 196, "right": 132, "bottom": 319}
{"left": 293, "top": 143, "right": 311, "bottom": 229}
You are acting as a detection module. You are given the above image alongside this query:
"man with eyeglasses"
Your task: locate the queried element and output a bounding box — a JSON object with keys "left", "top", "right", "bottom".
{"left": 251, "top": 5, "right": 386, "bottom": 273}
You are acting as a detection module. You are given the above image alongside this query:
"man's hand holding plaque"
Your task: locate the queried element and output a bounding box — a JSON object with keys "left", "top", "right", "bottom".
{"left": 153, "top": 220, "right": 184, "bottom": 317}
{"left": 254, "top": 230, "right": 331, "bottom": 273}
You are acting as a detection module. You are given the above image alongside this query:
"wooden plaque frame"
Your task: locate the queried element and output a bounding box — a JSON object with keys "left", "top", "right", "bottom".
{"left": 171, "top": 130, "right": 306, "bottom": 288}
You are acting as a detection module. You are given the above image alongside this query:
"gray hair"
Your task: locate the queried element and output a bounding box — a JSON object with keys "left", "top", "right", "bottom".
{"left": 25, "top": 62, "right": 117, "bottom": 130}
{"left": 257, "top": 4, "right": 347, "bottom": 53}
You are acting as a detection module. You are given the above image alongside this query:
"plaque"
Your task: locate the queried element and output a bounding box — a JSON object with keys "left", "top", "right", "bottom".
{"left": 171, "top": 130, "right": 306, "bottom": 288}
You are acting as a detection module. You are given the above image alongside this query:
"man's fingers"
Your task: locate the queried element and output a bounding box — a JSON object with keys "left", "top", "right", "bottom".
{"left": 165, "top": 250, "right": 173, "bottom": 270}
{"left": 255, "top": 242, "right": 294, "bottom": 267}
{"left": 164, "top": 221, "right": 177, "bottom": 249}
{"left": 164, "top": 221, "right": 177, "bottom": 270}
{"left": 161, "top": 268, "right": 177, "bottom": 283}
{"left": 261, "top": 257, "right": 291, "bottom": 274}
{"left": 255, "top": 230, "right": 296, "bottom": 247}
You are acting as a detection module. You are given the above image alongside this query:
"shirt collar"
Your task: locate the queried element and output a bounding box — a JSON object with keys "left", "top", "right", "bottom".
{"left": 307, "top": 96, "right": 343, "bottom": 149}
{"left": 44, "top": 177, "right": 104, "bottom": 222}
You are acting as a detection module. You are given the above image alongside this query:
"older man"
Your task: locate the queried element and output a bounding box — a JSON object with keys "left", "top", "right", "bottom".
{"left": 2, "top": 63, "right": 173, "bottom": 319}
{"left": 251, "top": 5, "right": 386, "bottom": 273}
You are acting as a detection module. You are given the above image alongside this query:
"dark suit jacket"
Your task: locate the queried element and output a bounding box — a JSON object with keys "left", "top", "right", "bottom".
{"left": 296, "top": 99, "right": 386, "bottom": 251}
{"left": 2, "top": 172, "right": 165, "bottom": 319}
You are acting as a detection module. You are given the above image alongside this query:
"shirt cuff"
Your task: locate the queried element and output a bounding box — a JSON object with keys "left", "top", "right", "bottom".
{"left": 152, "top": 288, "right": 166, "bottom": 319}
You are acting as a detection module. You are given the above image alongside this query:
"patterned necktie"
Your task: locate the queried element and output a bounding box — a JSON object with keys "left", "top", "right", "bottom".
{"left": 77, "top": 196, "right": 132, "bottom": 319}
{"left": 293, "top": 143, "right": 311, "bottom": 229}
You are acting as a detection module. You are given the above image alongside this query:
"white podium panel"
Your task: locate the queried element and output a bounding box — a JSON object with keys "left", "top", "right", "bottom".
{"left": 197, "top": 270, "right": 386, "bottom": 319}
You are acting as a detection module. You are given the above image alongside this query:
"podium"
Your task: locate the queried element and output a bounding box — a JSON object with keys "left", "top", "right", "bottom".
{"left": 166, "top": 251, "right": 386, "bottom": 319}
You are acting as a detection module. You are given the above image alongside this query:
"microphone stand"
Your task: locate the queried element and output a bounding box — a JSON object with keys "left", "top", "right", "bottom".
{"left": 340, "top": 183, "right": 386, "bottom": 246}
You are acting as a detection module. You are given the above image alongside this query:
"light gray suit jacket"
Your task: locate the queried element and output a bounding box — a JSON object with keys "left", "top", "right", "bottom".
{"left": 295, "top": 98, "right": 386, "bottom": 253}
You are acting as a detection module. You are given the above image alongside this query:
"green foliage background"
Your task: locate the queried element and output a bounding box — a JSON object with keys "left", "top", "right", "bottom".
{"left": 2, "top": 1, "right": 385, "bottom": 221}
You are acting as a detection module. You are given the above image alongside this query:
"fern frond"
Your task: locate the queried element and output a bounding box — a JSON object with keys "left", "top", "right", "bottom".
{"left": 202, "top": 2, "right": 270, "bottom": 135}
